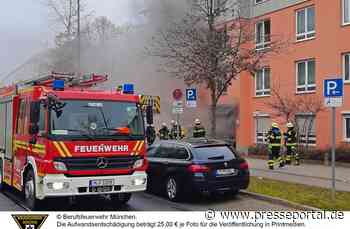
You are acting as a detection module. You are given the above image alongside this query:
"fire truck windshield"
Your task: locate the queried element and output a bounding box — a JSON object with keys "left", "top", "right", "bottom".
{"left": 49, "top": 100, "right": 144, "bottom": 140}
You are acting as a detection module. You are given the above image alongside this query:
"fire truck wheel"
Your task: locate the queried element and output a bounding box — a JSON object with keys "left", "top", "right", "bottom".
{"left": 110, "top": 193, "right": 132, "bottom": 205}
{"left": 24, "top": 169, "right": 41, "bottom": 210}
{"left": 0, "top": 159, "right": 4, "bottom": 191}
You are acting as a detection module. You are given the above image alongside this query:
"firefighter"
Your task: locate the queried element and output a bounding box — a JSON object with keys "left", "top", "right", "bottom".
{"left": 170, "top": 120, "right": 182, "bottom": 140}
{"left": 158, "top": 123, "right": 170, "bottom": 140}
{"left": 146, "top": 124, "right": 156, "bottom": 145}
{"left": 266, "top": 122, "right": 284, "bottom": 170}
{"left": 193, "top": 118, "right": 206, "bottom": 138}
{"left": 284, "top": 122, "right": 299, "bottom": 165}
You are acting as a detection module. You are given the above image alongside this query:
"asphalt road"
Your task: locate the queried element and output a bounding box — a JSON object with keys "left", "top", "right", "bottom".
{"left": 0, "top": 188, "right": 293, "bottom": 211}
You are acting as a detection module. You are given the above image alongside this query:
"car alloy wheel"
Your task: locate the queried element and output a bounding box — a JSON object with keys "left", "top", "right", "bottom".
{"left": 166, "top": 177, "right": 177, "bottom": 200}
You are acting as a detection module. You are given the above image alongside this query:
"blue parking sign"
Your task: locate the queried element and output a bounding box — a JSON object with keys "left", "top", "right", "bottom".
{"left": 186, "top": 88, "right": 197, "bottom": 101}
{"left": 324, "top": 79, "right": 343, "bottom": 97}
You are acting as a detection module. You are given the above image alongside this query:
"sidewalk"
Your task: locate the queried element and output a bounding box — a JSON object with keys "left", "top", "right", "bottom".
{"left": 247, "top": 158, "right": 350, "bottom": 192}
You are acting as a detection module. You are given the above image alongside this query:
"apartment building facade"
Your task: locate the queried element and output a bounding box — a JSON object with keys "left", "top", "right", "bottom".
{"left": 215, "top": 0, "right": 350, "bottom": 152}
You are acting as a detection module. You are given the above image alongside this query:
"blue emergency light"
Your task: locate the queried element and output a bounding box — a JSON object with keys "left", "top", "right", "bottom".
{"left": 53, "top": 79, "right": 65, "bottom": 90}
{"left": 123, "top": 84, "right": 134, "bottom": 94}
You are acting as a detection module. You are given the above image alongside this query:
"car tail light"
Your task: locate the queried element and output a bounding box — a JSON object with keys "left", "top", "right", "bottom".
{"left": 188, "top": 164, "right": 210, "bottom": 173}
{"left": 239, "top": 161, "right": 249, "bottom": 170}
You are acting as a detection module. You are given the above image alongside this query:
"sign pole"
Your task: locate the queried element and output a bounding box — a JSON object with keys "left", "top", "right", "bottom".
{"left": 176, "top": 113, "right": 180, "bottom": 141}
{"left": 323, "top": 78, "right": 343, "bottom": 201}
{"left": 172, "top": 89, "right": 184, "bottom": 141}
{"left": 331, "top": 106, "right": 336, "bottom": 201}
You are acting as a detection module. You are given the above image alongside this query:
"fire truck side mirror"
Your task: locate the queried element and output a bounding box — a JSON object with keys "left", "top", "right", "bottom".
{"left": 146, "top": 105, "right": 153, "bottom": 125}
{"left": 30, "top": 101, "right": 41, "bottom": 126}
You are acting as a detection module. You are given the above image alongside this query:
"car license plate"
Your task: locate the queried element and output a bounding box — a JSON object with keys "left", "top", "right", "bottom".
{"left": 89, "top": 179, "right": 114, "bottom": 187}
{"left": 89, "top": 186, "right": 113, "bottom": 193}
{"left": 216, "top": 168, "right": 236, "bottom": 176}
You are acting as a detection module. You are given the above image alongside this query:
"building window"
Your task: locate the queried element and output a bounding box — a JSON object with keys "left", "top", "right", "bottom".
{"left": 343, "top": 0, "right": 350, "bottom": 24}
{"left": 256, "top": 19, "right": 271, "bottom": 50}
{"left": 255, "top": 0, "right": 267, "bottom": 4}
{"left": 343, "top": 114, "right": 350, "bottom": 141}
{"left": 255, "top": 116, "right": 271, "bottom": 144}
{"left": 296, "top": 6, "right": 315, "bottom": 41}
{"left": 343, "top": 53, "right": 350, "bottom": 82}
{"left": 255, "top": 68, "right": 270, "bottom": 96}
{"left": 296, "top": 114, "right": 316, "bottom": 145}
{"left": 296, "top": 59, "right": 316, "bottom": 92}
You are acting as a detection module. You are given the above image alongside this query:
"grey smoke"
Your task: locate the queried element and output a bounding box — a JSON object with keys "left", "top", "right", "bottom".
{"left": 79, "top": 0, "right": 207, "bottom": 130}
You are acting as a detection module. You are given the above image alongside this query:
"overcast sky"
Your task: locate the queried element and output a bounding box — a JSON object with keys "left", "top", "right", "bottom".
{"left": 0, "top": 0, "right": 142, "bottom": 79}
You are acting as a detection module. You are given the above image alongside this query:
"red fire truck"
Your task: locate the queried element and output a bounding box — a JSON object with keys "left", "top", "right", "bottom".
{"left": 0, "top": 72, "right": 150, "bottom": 210}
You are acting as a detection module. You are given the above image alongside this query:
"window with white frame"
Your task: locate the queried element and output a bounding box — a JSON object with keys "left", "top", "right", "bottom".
{"left": 343, "top": 53, "right": 350, "bottom": 82}
{"left": 343, "top": 0, "right": 350, "bottom": 24}
{"left": 296, "top": 6, "right": 315, "bottom": 41}
{"left": 296, "top": 59, "right": 316, "bottom": 92}
{"left": 256, "top": 19, "right": 271, "bottom": 50}
{"left": 255, "top": 116, "right": 271, "bottom": 144}
{"left": 296, "top": 114, "right": 316, "bottom": 145}
{"left": 343, "top": 113, "right": 350, "bottom": 141}
{"left": 255, "top": 68, "right": 270, "bottom": 96}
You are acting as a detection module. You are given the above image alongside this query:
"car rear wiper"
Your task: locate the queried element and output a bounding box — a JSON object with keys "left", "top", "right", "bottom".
{"left": 208, "top": 155, "right": 225, "bottom": 160}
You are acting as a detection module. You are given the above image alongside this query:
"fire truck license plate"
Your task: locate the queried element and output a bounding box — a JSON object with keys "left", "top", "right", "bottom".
{"left": 89, "top": 179, "right": 114, "bottom": 187}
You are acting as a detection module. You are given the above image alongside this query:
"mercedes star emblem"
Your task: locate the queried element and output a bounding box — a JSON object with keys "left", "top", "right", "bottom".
{"left": 96, "top": 157, "right": 108, "bottom": 169}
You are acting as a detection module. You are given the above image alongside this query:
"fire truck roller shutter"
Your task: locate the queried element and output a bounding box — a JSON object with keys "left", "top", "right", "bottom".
{"left": 0, "top": 100, "right": 13, "bottom": 187}
{"left": 0, "top": 100, "right": 13, "bottom": 161}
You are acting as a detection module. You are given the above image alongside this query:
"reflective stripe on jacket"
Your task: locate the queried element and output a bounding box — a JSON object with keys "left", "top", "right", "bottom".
{"left": 193, "top": 125, "right": 206, "bottom": 138}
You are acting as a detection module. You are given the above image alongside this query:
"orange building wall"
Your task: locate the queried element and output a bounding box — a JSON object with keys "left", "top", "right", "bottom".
{"left": 234, "top": 0, "right": 350, "bottom": 151}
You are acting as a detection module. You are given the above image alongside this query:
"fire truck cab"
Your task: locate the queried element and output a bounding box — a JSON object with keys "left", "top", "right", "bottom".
{"left": 0, "top": 73, "right": 148, "bottom": 210}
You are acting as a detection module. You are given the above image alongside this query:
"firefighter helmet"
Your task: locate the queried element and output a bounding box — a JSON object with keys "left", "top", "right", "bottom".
{"left": 271, "top": 122, "right": 279, "bottom": 128}
{"left": 286, "top": 122, "right": 294, "bottom": 128}
{"left": 162, "top": 122, "right": 167, "bottom": 127}
{"left": 195, "top": 118, "right": 201, "bottom": 125}
{"left": 171, "top": 120, "right": 175, "bottom": 125}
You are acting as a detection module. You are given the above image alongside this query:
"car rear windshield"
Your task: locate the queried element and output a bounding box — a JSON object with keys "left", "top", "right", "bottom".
{"left": 193, "top": 146, "right": 236, "bottom": 160}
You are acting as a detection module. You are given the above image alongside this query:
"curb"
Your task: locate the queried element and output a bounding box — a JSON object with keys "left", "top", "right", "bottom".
{"left": 240, "top": 190, "right": 320, "bottom": 211}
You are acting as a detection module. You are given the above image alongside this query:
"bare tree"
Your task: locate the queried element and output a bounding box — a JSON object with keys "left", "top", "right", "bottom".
{"left": 44, "top": 1, "right": 130, "bottom": 73}
{"left": 148, "top": 0, "right": 285, "bottom": 137}
{"left": 44, "top": 0, "right": 91, "bottom": 47}
{"left": 266, "top": 85, "right": 325, "bottom": 151}
{"left": 85, "top": 16, "right": 131, "bottom": 45}
{"left": 266, "top": 86, "right": 324, "bottom": 123}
